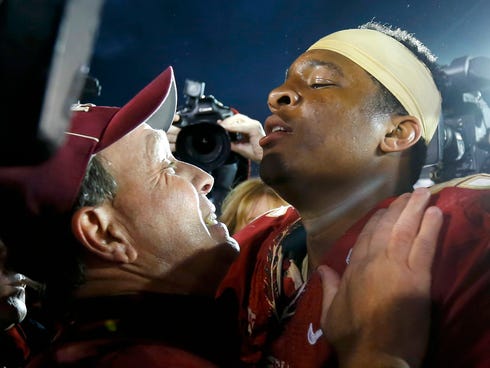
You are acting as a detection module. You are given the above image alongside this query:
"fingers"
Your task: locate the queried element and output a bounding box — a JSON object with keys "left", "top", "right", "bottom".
{"left": 218, "top": 114, "right": 265, "bottom": 162}
{"left": 365, "top": 193, "right": 411, "bottom": 256}
{"left": 218, "top": 114, "right": 265, "bottom": 136}
{"left": 408, "top": 205, "right": 442, "bottom": 271}
{"left": 0, "top": 272, "right": 44, "bottom": 301}
{"left": 317, "top": 265, "right": 340, "bottom": 327}
{"left": 387, "top": 188, "right": 432, "bottom": 263}
{"left": 349, "top": 188, "right": 442, "bottom": 270}
{"left": 218, "top": 114, "right": 247, "bottom": 132}
{"left": 320, "top": 188, "right": 440, "bottom": 367}
{"left": 348, "top": 192, "right": 411, "bottom": 264}
{"left": 347, "top": 209, "right": 385, "bottom": 265}
{"left": 167, "top": 125, "right": 181, "bottom": 153}
{"left": 0, "top": 273, "right": 22, "bottom": 298}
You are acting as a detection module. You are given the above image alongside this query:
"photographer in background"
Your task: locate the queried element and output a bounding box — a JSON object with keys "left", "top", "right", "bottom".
{"left": 0, "top": 65, "right": 445, "bottom": 368}
{"left": 169, "top": 113, "right": 264, "bottom": 163}
{"left": 169, "top": 55, "right": 490, "bottom": 206}
{"left": 169, "top": 110, "right": 265, "bottom": 214}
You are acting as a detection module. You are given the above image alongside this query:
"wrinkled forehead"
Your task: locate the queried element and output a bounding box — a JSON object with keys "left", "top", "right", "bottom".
{"left": 99, "top": 123, "right": 171, "bottom": 163}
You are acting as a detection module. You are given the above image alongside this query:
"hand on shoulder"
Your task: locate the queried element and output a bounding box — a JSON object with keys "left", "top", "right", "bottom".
{"left": 318, "top": 187, "right": 443, "bottom": 368}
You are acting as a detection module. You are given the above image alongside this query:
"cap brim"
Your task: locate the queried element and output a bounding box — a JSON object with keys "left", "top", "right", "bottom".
{"left": 98, "top": 66, "right": 177, "bottom": 150}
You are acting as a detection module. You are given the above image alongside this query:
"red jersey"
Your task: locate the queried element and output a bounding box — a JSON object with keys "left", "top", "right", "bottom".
{"left": 0, "top": 324, "right": 30, "bottom": 367}
{"left": 217, "top": 174, "right": 490, "bottom": 368}
{"left": 26, "top": 293, "right": 238, "bottom": 367}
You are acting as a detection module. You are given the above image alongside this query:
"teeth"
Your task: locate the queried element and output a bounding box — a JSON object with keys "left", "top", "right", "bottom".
{"left": 271, "top": 126, "right": 286, "bottom": 133}
{"left": 204, "top": 213, "right": 218, "bottom": 226}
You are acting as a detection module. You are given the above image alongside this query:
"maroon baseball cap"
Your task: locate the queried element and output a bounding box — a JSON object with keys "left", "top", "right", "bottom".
{"left": 0, "top": 66, "right": 177, "bottom": 215}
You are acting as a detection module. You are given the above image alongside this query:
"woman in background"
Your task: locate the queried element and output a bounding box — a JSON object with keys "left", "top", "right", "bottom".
{"left": 220, "top": 177, "right": 289, "bottom": 234}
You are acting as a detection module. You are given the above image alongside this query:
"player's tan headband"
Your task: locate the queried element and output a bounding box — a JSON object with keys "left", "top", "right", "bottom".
{"left": 308, "top": 29, "right": 441, "bottom": 143}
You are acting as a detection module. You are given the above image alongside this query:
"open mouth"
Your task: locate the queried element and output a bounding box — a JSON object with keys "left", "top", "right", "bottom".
{"left": 204, "top": 212, "right": 218, "bottom": 226}
{"left": 270, "top": 126, "right": 288, "bottom": 133}
{"left": 264, "top": 115, "right": 291, "bottom": 135}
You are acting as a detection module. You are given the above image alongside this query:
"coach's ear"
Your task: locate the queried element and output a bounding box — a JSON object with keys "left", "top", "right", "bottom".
{"left": 380, "top": 115, "right": 422, "bottom": 153}
{"left": 71, "top": 205, "right": 137, "bottom": 263}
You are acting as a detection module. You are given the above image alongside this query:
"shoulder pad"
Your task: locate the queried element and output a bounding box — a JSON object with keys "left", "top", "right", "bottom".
{"left": 429, "top": 173, "right": 490, "bottom": 194}
{"left": 263, "top": 205, "right": 292, "bottom": 218}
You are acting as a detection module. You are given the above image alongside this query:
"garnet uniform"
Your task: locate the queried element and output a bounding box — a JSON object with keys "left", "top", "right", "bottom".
{"left": 217, "top": 174, "right": 490, "bottom": 368}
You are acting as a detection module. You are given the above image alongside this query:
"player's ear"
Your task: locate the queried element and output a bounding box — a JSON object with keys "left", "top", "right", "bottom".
{"left": 380, "top": 115, "right": 422, "bottom": 153}
{"left": 71, "top": 205, "right": 137, "bottom": 263}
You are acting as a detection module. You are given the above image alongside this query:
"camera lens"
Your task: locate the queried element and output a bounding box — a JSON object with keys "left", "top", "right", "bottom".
{"left": 175, "top": 123, "right": 232, "bottom": 172}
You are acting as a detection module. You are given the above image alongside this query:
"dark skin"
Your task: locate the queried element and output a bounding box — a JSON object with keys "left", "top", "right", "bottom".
{"left": 258, "top": 48, "right": 434, "bottom": 367}
{"left": 318, "top": 188, "right": 442, "bottom": 368}
{"left": 0, "top": 46, "right": 443, "bottom": 367}
{"left": 259, "top": 49, "right": 422, "bottom": 271}
{"left": 213, "top": 46, "right": 440, "bottom": 367}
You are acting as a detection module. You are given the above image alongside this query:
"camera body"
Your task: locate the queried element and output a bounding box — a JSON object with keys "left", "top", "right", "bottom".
{"left": 174, "top": 79, "right": 239, "bottom": 173}
{"left": 174, "top": 79, "right": 249, "bottom": 214}
{"left": 423, "top": 56, "right": 490, "bottom": 183}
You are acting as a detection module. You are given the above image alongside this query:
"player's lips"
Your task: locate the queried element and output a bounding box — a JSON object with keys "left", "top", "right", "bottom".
{"left": 259, "top": 115, "right": 292, "bottom": 147}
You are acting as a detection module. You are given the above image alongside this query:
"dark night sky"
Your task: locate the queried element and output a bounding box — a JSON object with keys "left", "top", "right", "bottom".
{"left": 88, "top": 0, "right": 490, "bottom": 125}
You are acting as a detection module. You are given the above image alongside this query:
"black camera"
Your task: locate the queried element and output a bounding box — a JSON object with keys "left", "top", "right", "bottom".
{"left": 174, "top": 79, "right": 249, "bottom": 214}
{"left": 423, "top": 56, "right": 490, "bottom": 183}
{"left": 174, "top": 79, "right": 240, "bottom": 172}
